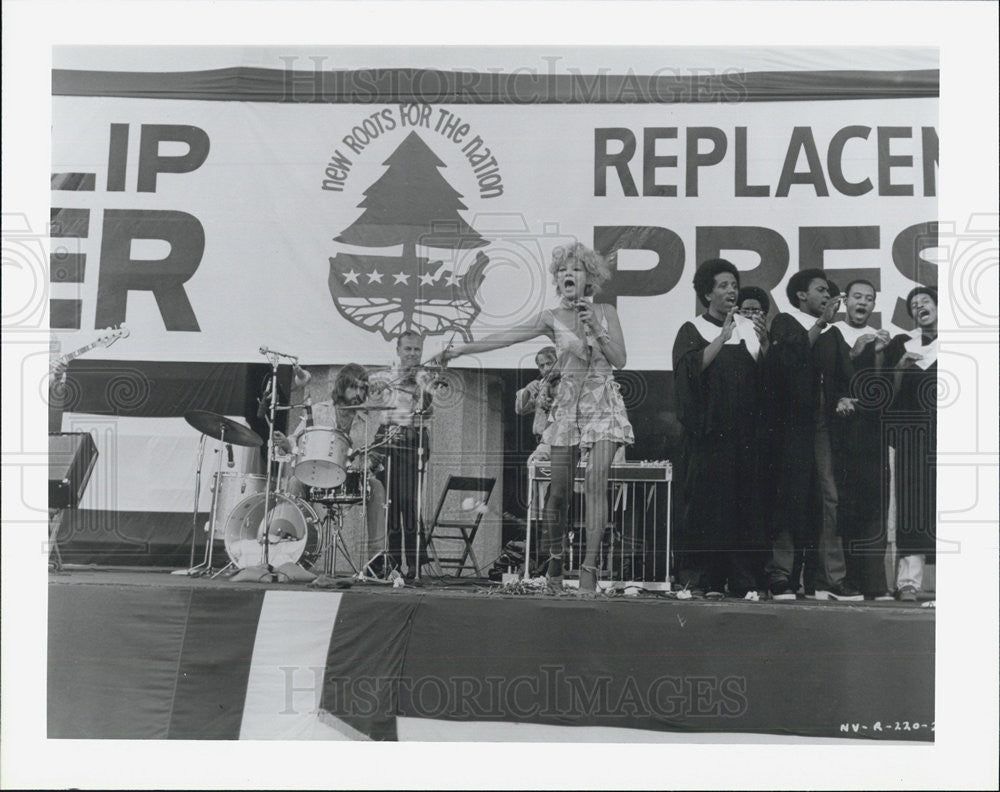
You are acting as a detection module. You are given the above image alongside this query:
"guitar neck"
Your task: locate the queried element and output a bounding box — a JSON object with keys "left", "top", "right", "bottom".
{"left": 54, "top": 340, "right": 100, "bottom": 367}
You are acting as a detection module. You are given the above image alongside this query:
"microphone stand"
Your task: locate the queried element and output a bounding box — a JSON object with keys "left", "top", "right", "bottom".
{"left": 413, "top": 346, "right": 452, "bottom": 581}
{"left": 259, "top": 352, "right": 282, "bottom": 573}
{"left": 413, "top": 362, "right": 446, "bottom": 581}
{"left": 179, "top": 433, "right": 208, "bottom": 575}
{"left": 414, "top": 400, "right": 429, "bottom": 582}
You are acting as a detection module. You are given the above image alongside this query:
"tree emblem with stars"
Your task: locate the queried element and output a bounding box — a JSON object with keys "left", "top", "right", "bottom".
{"left": 328, "top": 132, "right": 491, "bottom": 341}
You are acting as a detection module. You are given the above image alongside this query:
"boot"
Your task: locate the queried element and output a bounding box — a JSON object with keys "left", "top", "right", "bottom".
{"left": 545, "top": 554, "right": 564, "bottom": 593}
{"left": 578, "top": 564, "right": 599, "bottom": 596}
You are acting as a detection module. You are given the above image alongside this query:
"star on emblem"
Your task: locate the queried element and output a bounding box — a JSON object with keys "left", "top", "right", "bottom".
{"left": 343, "top": 269, "right": 360, "bottom": 284}
{"left": 366, "top": 269, "right": 383, "bottom": 284}
{"left": 392, "top": 271, "right": 411, "bottom": 285}
{"left": 445, "top": 271, "right": 461, "bottom": 287}
{"left": 418, "top": 272, "right": 437, "bottom": 286}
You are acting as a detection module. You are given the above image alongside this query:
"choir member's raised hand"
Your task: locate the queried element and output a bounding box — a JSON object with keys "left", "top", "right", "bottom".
{"left": 873, "top": 329, "right": 892, "bottom": 352}
{"left": 751, "top": 312, "right": 769, "bottom": 349}
{"left": 896, "top": 351, "right": 923, "bottom": 369}
{"left": 720, "top": 306, "right": 738, "bottom": 342}
{"left": 850, "top": 333, "right": 877, "bottom": 359}
{"left": 818, "top": 295, "right": 842, "bottom": 327}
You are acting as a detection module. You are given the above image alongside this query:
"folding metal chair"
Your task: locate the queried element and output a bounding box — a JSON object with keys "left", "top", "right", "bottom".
{"left": 424, "top": 475, "right": 496, "bottom": 577}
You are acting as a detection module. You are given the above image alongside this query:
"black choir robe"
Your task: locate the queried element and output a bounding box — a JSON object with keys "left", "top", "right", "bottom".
{"left": 760, "top": 312, "right": 823, "bottom": 544}
{"left": 884, "top": 332, "right": 938, "bottom": 558}
{"left": 820, "top": 326, "right": 886, "bottom": 528}
{"left": 672, "top": 313, "right": 766, "bottom": 553}
{"left": 822, "top": 324, "right": 891, "bottom": 594}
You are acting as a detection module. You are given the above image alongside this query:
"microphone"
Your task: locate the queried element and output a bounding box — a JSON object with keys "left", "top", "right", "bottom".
{"left": 226, "top": 443, "right": 235, "bottom": 468}
{"left": 259, "top": 345, "right": 299, "bottom": 362}
{"left": 574, "top": 299, "right": 595, "bottom": 338}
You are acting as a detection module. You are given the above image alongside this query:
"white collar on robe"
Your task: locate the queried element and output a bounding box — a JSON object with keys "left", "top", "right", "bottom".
{"left": 904, "top": 327, "right": 938, "bottom": 369}
{"left": 789, "top": 307, "right": 831, "bottom": 333}
{"left": 693, "top": 312, "right": 760, "bottom": 361}
{"left": 833, "top": 320, "right": 874, "bottom": 347}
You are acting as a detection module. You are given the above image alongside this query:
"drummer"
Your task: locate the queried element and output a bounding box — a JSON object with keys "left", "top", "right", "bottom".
{"left": 272, "top": 363, "right": 370, "bottom": 472}
{"left": 271, "top": 363, "right": 386, "bottom": 561}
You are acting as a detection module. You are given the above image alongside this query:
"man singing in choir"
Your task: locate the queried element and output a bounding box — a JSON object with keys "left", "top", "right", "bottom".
{"left": 822, "top": 279, "right": 894, "bottom": 599}
{"left": 672, "top": 259, "right": 770, "bottom": 598}
{"left": 883, "top": 286, "right": 939, "bottom": 602}
{"left": 763, "top": 269, "right": 863, "bottom": 601}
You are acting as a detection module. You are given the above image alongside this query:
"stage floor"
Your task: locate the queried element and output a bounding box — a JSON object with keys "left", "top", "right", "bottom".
{"left": 48, "top": 568, "right": 935, "bottom": 742}
{"left": 48, "top": 566, "right": 933, "bottom": 605}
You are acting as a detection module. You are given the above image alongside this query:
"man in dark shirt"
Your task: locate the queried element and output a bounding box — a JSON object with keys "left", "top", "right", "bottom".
{"left": 368, "top": 331, "right": 433, "bottom": 578}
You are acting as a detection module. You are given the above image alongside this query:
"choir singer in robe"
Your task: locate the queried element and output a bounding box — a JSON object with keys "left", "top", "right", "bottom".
{"left": 762, "top": 269, "right": 863, "bottom": 601}
{"left": 672, "top": 259, "right": 770, "bottom": 599}
{"left": 822, "top": 279, "right": 894, "bottom": 600}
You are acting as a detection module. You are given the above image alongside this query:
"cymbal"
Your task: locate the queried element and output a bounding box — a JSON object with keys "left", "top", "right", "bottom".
{"left": 184, "top": 410, "right": 263, "bottom": 447}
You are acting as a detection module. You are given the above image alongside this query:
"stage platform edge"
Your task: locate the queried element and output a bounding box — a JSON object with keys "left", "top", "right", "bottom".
{"left": 47, "top": 570, "right": 934, "bottom": 742}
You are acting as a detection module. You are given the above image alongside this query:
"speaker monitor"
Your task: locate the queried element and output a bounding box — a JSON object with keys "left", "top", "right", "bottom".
{"left": 49, "top": 432, "right": 98, "bottom": 509}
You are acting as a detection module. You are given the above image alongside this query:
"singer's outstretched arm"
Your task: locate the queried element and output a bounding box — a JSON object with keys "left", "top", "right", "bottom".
{"left": 437, "top": 313, "right": 552, "bottom": 362}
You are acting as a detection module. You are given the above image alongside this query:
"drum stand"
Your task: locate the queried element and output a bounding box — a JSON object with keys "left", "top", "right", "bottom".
{"left": 317, "top": 502, "right": 360, "bottom": 577}
{"left": 174, "top": 433, "right": 209, "bottom": 576}
{"left": 187, "top": 429, "right": 228, "bottom": 577}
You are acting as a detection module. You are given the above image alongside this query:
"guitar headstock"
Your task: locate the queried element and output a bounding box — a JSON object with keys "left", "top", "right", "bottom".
{"left": 98, "top": 324, "right": 129, "bottom": 348}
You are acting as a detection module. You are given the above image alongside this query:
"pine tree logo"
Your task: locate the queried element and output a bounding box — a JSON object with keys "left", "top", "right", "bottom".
{"left": 328, "top": 131, "right": 491, "bottom": 340}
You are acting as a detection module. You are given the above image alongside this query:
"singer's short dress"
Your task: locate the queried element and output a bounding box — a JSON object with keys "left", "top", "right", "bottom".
{"left": 541, "top": 306, "right": 635, "bottom": 450}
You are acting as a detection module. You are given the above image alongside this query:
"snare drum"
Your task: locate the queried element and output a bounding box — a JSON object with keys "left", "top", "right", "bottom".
{"left": 223, "top": 491, "right": 320, "bottom": 569}
{"left": 211, "top": 472, "right": 268, "bottom": 528}
{"left": 293, "top": 427, "right": 350, "bottom": 488}
{"left": 309, "top": 470, "right": 370, "bottom": 505}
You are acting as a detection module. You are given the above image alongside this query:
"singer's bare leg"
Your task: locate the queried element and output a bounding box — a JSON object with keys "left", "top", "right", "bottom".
{"left": 579, "top": 439, "right": 616, "bottom": 593}
{"left": 542, "top": 444, "right": 577, "bottom": 589}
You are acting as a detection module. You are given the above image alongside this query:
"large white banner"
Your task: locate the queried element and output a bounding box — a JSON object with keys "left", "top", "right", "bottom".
{"left": 50, "top": 94, "right": 937, "bottom": 369}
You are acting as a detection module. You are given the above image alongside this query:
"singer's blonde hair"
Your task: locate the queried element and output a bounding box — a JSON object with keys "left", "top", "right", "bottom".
{"left": 549, "top": 242, "right": 610, "bottom": 297}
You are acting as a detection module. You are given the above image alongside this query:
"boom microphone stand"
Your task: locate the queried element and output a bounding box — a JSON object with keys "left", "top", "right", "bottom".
{"left": 185, "top": 433, "right": 208, "bottom": 574}
{"left": 257, "top": 346, "right": 298, "bottom": 571}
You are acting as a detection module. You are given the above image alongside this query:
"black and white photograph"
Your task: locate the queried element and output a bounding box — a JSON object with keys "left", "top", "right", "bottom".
{"left": 2, "top": 1, "right": 998, "bottom": 789}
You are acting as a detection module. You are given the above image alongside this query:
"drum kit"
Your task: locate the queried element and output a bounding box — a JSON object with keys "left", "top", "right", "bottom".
{"left": 178, "top": 347, "right": 442, "bottom": 582}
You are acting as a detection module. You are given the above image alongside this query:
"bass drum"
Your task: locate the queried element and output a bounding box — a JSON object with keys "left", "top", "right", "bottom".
{"left": 212, "top": 471, "right": 268, "bottom": 529}
{"left": 223, "top": 492, "right": 320, "bottom": 570}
